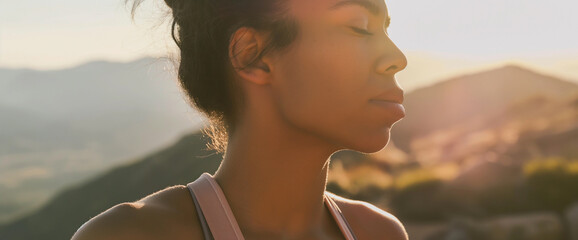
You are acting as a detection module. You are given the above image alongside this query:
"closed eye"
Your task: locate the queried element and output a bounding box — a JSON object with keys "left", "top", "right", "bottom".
{"left": 349, "top": 26, "right": 374, "bottom": 36}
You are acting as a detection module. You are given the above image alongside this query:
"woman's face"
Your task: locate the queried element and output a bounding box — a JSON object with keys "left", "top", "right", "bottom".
{"left": 269, "top": 0, "right": 407, "bottom": 153}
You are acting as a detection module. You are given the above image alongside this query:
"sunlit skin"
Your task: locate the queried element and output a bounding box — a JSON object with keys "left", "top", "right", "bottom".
{"left": 72, "top": 0, "right": 408, "bottom": 239}
{"left": 216, "top": 0, "right": 406, "bottom": 238}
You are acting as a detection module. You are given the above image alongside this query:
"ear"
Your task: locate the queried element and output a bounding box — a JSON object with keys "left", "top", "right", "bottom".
{"left": 229, "top": 27, "right": 272, "bottom": 85}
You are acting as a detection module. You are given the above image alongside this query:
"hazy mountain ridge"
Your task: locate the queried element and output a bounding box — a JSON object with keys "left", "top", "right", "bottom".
{"left": 392, "top": 65, "right": 578, "bottom": 152}
{"left": 0, "top": 57, "right": 201, "bottom": 224}
{"left": 407, "top": 91, "right": 578, "bottom": 167}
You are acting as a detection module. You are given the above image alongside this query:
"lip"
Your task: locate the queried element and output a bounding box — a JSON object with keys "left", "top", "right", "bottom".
{"left": 369, "top": 99, "right": 406, "bottom": 118}
{"left": 371, "top": 88, "right": 405, "bottom": 104}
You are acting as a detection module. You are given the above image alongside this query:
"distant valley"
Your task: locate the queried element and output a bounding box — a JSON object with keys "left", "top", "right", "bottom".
{"left": 0, "top": 58, "right": 203, "bottom": 223}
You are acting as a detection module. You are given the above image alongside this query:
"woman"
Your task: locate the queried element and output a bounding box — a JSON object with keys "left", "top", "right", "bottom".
{"left": 72, "top": 0, "right": 408, "bottom": 239}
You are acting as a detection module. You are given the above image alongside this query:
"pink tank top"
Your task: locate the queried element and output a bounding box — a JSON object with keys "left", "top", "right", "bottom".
{"left": 186, "top": 172, "right": 358, "bottom": 240}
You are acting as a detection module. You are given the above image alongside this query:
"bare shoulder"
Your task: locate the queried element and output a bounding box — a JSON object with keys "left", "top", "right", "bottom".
{"left": 328, "top": 193, "right": 408, "bottom": 240}
{"left": 70, "top": 202, "right": 153, "bottom": 240}
{"left": 71, "top": 185, "right": 202, "bottom": 240}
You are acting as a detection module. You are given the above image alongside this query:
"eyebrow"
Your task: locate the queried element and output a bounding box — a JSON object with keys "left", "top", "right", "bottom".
{"left": 330, "top": 0, "right": 380, "bottom": 16}
{"left": 329, "top": 0, "right": 391, "bottom": 28}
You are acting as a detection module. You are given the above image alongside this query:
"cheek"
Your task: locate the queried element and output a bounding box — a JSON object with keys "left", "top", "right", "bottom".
{"left": 272, "top": 29, "right": 385, "bottom": 147}
{"left": 275, "top": 31, "right": 369, "bottom": 115}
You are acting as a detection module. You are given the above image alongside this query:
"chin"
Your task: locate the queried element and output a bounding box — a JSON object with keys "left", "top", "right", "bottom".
{"left": 346, "top": 129, "right": 392, "bottom": 154}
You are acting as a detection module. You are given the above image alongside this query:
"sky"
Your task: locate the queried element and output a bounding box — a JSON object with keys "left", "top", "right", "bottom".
{"left": 1, "top": 0, "right": 577, "bottom": 83}
{"left": 0, "top": 0, "right": 173, "bottom": 70}
{"left": 387, "top": 0, "right": 578, "bottom": 59}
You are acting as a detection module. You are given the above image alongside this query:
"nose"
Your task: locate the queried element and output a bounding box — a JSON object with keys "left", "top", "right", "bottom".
{"left": 375, "top": 37, "right": 408, "bottom": 75}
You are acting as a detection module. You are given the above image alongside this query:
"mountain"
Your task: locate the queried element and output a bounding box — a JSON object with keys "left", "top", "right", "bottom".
{"left": 385, "top": 66, "right": 578, "bottom": 222}
{"left": 493, "top": 93, "right": 578, "bottom": 162}
{"left": 0, "top": 58, "right": 198, "bottom": 131}
{"left": 403, "top": 93, "right": 578, "bottom": 224}
{"left": 0, "top": 57, "right": 203, "bottom": 224}
{"left": 0, "top": 103, "right": 82, "bottom": 153}
{"left": 0, "top": 69, "right": 26, "bottom": 89}
{"left": 401, "top": 84, "right": 578, "bottom": 167}
{"left": 391, "top": 65, "right": 578, "bottom": 152}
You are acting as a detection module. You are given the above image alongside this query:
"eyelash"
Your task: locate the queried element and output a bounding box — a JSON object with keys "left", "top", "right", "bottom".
{"left": 349, "top": 26, "right": 374, "bottom": 36}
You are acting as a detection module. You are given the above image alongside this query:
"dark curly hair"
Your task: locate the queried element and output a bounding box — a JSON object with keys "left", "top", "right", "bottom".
{"left": 126, "top": 0, "right": 299, "bottom": 153}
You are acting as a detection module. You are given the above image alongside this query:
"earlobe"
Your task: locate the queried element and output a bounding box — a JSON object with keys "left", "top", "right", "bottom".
{"left": 229, "top": 27, "right": 272, "bottom": 85}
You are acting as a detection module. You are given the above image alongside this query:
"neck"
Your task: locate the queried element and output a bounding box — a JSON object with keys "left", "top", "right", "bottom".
{"left": 212, "top": 113, "right": 339, "bottom": 238}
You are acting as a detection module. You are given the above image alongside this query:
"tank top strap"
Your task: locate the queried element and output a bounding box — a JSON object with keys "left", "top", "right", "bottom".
{"left": 324, "top": 192, "right": 359, "bottom": 240}
{"left": 186, "top": 172, "right": 245, "bottom": 240}
{"left": 189, "top": 187, "right": 214, "bottom": 240}
{"left": 187, "top": 172, "right": 358, "bottom": 240}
